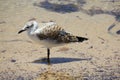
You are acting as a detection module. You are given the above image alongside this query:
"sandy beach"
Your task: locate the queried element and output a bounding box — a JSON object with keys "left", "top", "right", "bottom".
{"left": 0, "top": 0, "right": 120, "bottom": 80}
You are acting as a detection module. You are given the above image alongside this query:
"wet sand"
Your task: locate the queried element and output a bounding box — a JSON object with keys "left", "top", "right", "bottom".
{"left": 0, "top": 0, "right": 120, "bottom": 80}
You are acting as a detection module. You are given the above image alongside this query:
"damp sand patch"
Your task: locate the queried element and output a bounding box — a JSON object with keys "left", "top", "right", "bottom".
{"left": 36, "top": 71, "right": 83, "bottom": 80}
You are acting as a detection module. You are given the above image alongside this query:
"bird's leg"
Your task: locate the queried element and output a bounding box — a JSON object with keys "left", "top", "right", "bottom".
{"left": 47, "top": 48, "right": 50, "bottom": 65}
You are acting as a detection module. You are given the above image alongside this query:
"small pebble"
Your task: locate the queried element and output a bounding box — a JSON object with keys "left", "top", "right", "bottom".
{"left": 88, "top": 46, "right": 93, "bottom": 49}
{"left": 85, "top": 33, "right": 88, "bottom": 36}
{"left": 101, "top": 42, "right": 104, "bottom": 44}
{"left": 11, "top": 59, "right": 16, "bottom": 62}
{"left": 1, "top": 50, "right": 6, "bottom": 53}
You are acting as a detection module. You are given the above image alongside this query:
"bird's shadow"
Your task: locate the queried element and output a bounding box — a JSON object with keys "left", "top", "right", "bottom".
{"left": 32, "top": 57, "right": 92, "bottom": 64}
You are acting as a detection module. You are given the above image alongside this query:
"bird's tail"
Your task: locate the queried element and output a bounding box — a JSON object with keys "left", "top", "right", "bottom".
{"left": 76, "top": 36, "right": 88, "bottom": 42}
{"left": 58, "top": 32, "right": 88, "bottom": 43}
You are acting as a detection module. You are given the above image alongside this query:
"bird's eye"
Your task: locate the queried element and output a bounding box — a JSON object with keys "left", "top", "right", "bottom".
{"left": 26, "top": 26, "right": 29, "bottom": 28}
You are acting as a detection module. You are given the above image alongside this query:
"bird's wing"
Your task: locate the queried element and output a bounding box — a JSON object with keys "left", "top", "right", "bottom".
{"left": 36, "top": 22, "right": 88, "bottom": 43}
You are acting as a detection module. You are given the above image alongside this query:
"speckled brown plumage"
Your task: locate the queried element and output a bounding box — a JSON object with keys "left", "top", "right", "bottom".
{"left": 36, "top": 24, "right": 88, "bottom": 43}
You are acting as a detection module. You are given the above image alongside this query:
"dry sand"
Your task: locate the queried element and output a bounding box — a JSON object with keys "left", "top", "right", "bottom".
{"left": 0, "top": 0, "right": 120, "bottom": 80}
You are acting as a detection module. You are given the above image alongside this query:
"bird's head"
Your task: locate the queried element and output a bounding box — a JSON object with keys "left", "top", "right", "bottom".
{"left": 18, "top": 20, "right": 38, "bottom": 34}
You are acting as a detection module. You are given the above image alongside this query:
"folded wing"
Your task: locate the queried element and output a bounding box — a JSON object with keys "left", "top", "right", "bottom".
{"left": 36, "top": 22, "right": 88, "bottom": 43}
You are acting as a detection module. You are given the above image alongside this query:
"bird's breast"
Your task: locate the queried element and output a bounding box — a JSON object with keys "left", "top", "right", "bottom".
{"left": 27, "top": 33, "right": 65, "bottom": 48}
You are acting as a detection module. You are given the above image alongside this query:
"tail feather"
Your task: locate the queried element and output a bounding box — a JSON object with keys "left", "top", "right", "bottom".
{"left": 76, "top": 36, "right": 88, "bottom": 42}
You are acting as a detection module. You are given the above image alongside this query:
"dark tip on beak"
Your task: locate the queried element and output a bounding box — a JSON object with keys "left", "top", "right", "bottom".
{"left": 18, "top": 30, "right": 25, "bottom": 34}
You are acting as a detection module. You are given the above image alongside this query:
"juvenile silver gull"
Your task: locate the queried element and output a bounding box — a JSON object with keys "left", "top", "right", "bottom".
{"left": 18, "top": 20, "right": 88, "bottom": 64}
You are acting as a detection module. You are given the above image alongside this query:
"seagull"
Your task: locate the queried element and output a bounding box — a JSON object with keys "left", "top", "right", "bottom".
{"left": 18, "top": 20, "right": 88, "bottom": 64}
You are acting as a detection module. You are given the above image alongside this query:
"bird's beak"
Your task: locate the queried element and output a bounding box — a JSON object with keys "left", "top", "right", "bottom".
{"left": 18, "top": 29, "right": 25, "bottom": 34}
